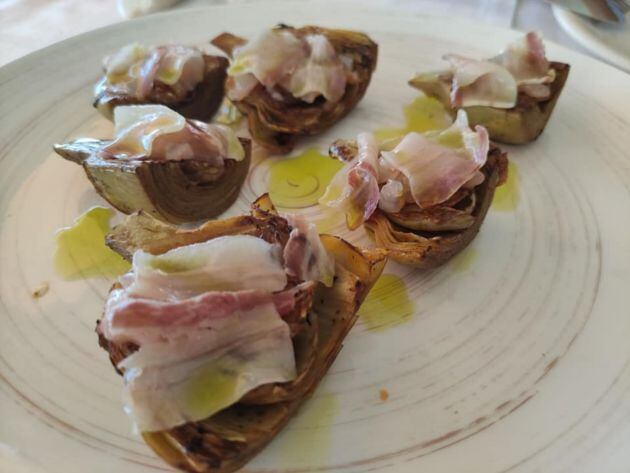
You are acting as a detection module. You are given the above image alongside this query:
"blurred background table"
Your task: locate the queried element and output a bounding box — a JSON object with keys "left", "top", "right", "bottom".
{"left": 0, "top": 0, "right": 617, "bottom": 68}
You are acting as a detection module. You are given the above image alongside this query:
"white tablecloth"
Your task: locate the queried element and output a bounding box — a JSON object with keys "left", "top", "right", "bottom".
{"left": 0, "top": 0, "right": 609, "bottom": 67}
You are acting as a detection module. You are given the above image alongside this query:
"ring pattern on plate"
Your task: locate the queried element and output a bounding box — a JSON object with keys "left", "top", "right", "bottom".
{"left": 0, "top": 109, "right": 605, "bottom": 472}
{"left": 1, "top": 8, "right": 630, "bottom": 473}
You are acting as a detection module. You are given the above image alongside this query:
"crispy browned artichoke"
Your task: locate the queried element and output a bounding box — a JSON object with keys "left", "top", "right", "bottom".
{"left": 99, "top": 195, "right": 386, "bottom": 473}
{"left": 409, "top": 62, "right": 570, "bottom": 144}
{"left": 53, "top": 138, "right": 251, "bottom": 224}
{"left": 94, "top": 55, "right": 228, "bottom": 121}
{"left": 364, "top": 147, "right": 508, "bottom": 268}
{"left": 212, "top": 25, "right": 378, "bottom": 153}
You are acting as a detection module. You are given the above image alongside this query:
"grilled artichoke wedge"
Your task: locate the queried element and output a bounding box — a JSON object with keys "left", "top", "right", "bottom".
{"left": 94, "top": 54, "right": 229, "bottom": 122}
{"left": 364, "top": 146, "right": 507, "bottom": 267}
{"left": 409, "top": 62, "right": 570, "bottom": 144}
{"left": 100, "top": 195, "right": 387, "bottom": 473}
{"left": 53, "top": 137, "right": 251, "bottom": 224}
{"left": 211, "top": 26, "right": 378, "bottom": 153}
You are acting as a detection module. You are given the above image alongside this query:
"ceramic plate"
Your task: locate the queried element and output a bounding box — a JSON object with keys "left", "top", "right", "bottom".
{"left": 2, "top": 3, "right": 630, "bottom": 472}
{"left": 552, "top": 4, "right": 630, "bottom": 72}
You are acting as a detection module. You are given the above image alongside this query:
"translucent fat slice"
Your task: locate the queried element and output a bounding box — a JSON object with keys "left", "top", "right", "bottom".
{"left": 115, "top": 104, "right": 185, "bottom": 136}
{"left": 444, "top": 32, "right": 554, "bottom": 108}
{"left": 229, "top": 30, "right": 307, "bottom": 89}
{"left": 284, "top": 34, "right": 347, "bottom": 103}
{"left": 283, "top": 214, "right": 335, "bottom": 287}
{"left": 102, "top": 285, "right": 308, "bottom": 345}
{"left": 104, "top": 43, "right": 203, "bottom": 92}
{"left": 492, "top": 32, "right": 555, "bottom": 85}
{"left": 105, "top": 43, "right": 148, "bottom": 81}
{"left": 426, "top": 110, "right": 489, "bottom": 165}
{"left": 106, "top": 105, "right": 186, "bottom": 159}
{"left": 101, "top": 105, "right": 244, "bottom": 162}
{"left": 155, "top": 45, "right": 204, "bottom": 86}
{"left": 380, "top": 111, "right": 489, "bottom": 209}
{"left": 121, "top": 235, "right": 287, "bottom": 300}
{"left": 229, "top": 29, "right": 347, "bottom": 103}
{"left": 319, "top": 132, "right": 380, "bottom": 230}
{"left": 378, "top": 179, "right": 405, "bottom": 213}
{"left": 444, "top": 54, "right": 517, "bottom": 109}
{"left": 115, "top": 299, "right": 295, "bottom": 432}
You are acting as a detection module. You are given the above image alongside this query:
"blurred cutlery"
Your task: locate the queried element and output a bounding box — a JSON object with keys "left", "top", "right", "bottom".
{"left": 547, "top": 0, "right": 627, "bottom": 23}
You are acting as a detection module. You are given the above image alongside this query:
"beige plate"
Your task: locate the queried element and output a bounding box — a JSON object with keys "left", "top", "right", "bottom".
{"left": 1, "top": 2, "right": 630, "bottom": 472}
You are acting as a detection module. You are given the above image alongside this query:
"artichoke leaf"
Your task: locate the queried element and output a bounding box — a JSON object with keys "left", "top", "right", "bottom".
{"left": 386, "top": 202, "right": 476, "bottom": 232}
{"left": 106, "top": 196, "right": 291, "bottom": 260}
{"left": 211, "top": 33, "right": 248, "bottom": 58}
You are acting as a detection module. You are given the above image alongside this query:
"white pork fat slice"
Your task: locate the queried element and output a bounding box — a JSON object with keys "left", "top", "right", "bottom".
{"left": 103, "top": 43, "right": 204, "bottom": 99}
{"left": 283, "top": 34, "right": 347, "bottom": 103}
{"left": 228, "top": 29, "right": 347, "bottom": 103}
{"left": 121, "top": 234, "right": 288, "bottom": 300}
{"left": 493, "top": 32, "right": 555, "bottom": 86}
{"left": 106, "top": 292, "right": 295, "bottom": 432}
{"left": 319, "top": 132, "right": 380, "bottom": 229}
{"left": 283, "top": 215, "right": 335, "bottom": 287}
{"left": 444, "top": 54, "right": 517, "bottom": 109}
{"left": 378, "top": 179, "right": 406, "bottom": 213}
{"left": 153, "top": 45, "right": 205, "bottom": 89}
{"left": 228, "top": 29, "right": 307, "bottom": 100}
{"left": 104, "top": 43, "right": 148, "bottom": 79}
{"left": 444, "top": 32, "right": 554, "bottom": 108}
{"left": 380, "top": 111, "right": 489, "bottom": 209}
{"left": 102, "top": 284, "right": 312, "bottom": 345}
{"left": 101, "top": 105, "right": 244, "bottom": 163}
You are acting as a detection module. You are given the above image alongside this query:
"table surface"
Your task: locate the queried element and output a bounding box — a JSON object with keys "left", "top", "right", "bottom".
{"left": 0, "top": 0, "right": 614, "bottom": 69}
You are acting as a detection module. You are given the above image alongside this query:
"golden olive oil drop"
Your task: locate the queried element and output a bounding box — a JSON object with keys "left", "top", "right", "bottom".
{"left": 374, "top": 96, "right": 453, "bottom": 146}
{"left": 279, "top": 393, "right": 339, "bottom": 465}
{"left": 492, "top": 161, "right": 519, "bottom": 211}
{"left": 54, "top": 207, "right": 130, "bottom": 279}
{"left": 184, "top": 364, "right": 238, "bottom": 419}
{"left": 268, "top": 148, "right": 343, "bottom": 209}
{"left": 359, "top": 274, "right": 414, "bottom": 332}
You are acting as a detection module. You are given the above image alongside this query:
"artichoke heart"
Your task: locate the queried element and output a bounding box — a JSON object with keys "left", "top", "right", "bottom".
{"left": 212, "top": 25, "right": 378, "bottom": 153}
{"left": 386, "top": 192, "right": 477, "bottom": 233}
{"left": 54, "top": 137, "right": 251, "bottom": 224}
{"left": 94, "top": 50, "right": 229, "bottom": 122}
{"left": 321, "top": 129, "right": 507, "bottom": 268}
{"left": 99, "top": 195, "right": 386, "bottom": 473}
{"left": 410, "top": 62, "right": 570, "bottom": 145}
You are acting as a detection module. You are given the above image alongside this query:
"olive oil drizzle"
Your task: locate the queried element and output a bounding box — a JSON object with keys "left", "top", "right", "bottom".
{"left": 359, "top": 274, "right": 414, "bottom": 332}
{"left": 54, "top": 207, "right": 130, "bottom": 280}
{"left": 278, "top": 393, "right": 339, "bottom": 465}
{"left": 268, "top": 148, "right": 344, "bottom": 209}
{"left": 492, "top": 161, "right": 519, "bottom": 211}
{"left": 374, "top": 96, "right": 453, "bottom": 148}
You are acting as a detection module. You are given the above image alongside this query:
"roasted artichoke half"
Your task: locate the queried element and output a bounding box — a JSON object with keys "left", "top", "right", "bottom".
{"left": 94, "top": 50, "right": 228, "bottom": 122}
{"left": 366, "top": 146, "right": 507, "bottom": 267}
{"left": 99, "top": 195, "right": 386, "bottom": 473}
{"left": 409, "top": 62, "right": 570, "bottom": 145}
{"left": 53, "top": 137, "right": 251, "bottom": 224}
{"left": 211, "top": 25, "right": 378, "bottom": 152}
{"left": 327, "top": 138, "right": 508, "bottom": 268}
